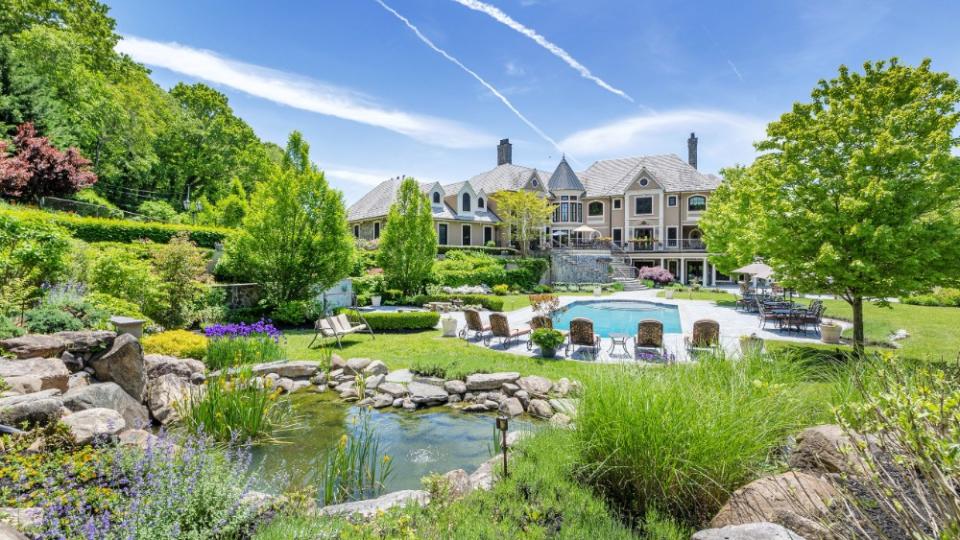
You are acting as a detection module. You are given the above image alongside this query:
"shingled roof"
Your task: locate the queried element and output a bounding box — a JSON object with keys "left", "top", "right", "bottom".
{"left": 546, "top": 156, "right": 585, "bottom": 192}
{"left": 579, "top": 154, "right": 720, "bottom": 196}
{"left": 347, "top": 177, "right": 499, "bottom": 223}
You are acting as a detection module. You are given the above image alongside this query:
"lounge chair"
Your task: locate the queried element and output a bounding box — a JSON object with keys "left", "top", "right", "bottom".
{"left": 308, "top": 313, "right": 373, "bottom": 349}
{"left": 459, "top": 309, "right": 491, "bottom": 344}
{"left": 489, "top": 313, "right": 531, "bottom": 348}
{"left": 634, "top": 319, "right": 665, "bottom": 358}
{"left": 565, "top": 317, "right": 600, "bottom": 356}
{"left": 527, "top": 315, "right": 567, "bottom": 350}
{"left": 685, "top": 319, "right": 720, "bottom": 357}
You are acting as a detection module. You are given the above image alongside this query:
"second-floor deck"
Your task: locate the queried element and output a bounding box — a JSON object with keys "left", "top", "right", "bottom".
{"left": 549, "top": 238, "right": 707, "bottom": 252}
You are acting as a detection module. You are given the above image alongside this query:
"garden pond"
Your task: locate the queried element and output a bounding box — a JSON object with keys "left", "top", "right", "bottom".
{"left": 249, "top": 392, "right": 534, "bottom": 496}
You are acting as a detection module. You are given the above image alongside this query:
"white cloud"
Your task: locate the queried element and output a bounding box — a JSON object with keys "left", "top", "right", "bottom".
{"left": 450, "top": 0, "right": 633, "bottom": 102}
{"left": 504, "top": 60, "right": 525, "bottom": 76}
{"left": 324, "top": 168, "right": 391, "bottom": 187}
{"left": 116, "top": 35, "right": 491, "bottom": 149}
{"left": 560, "top": 110, "right": 769, "bottom": 172}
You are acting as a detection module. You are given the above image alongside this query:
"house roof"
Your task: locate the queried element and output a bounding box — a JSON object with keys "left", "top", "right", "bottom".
{"left": 547, "top": 157, "right": 586, "bottom": 192}
{"left": 448, "top": 163, "right": 541, "bottom": 195}
{"left": 579, "top": 154, "right": 720, "bottom": 196}
{"left": 347, "top": 177, "right": 500, "bottom": 223}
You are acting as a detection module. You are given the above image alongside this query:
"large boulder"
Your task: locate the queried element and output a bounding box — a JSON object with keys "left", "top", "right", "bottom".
{"left": 692, "top": 522, "right": 806, "bottom": 540}
{"left": 63, "top": 383, "right": 150, "bottom": 429}
{"left": 527, "top": 399, "right": 554, "bottom": 419}
{"left": 53, "top": 331, "right": 115, "bottom": 354}
{"left": 441, "top": 469, "right": 472, "bottom": 500}
{"left": 0, "top": 522, "right": 29, "bottom": 540}
{"left": 516, "top": 375, "right": 552, "bottom": 398}
{"left": 384, "top": 369, "right": 414, "bottom": 384}
{"left": 444, "top": 380, "right": 467, "bottom": 394}
{"left": 0, "top": 357, "right": 70, "bottom": 393}
{"left": 62, "top": 408, "right": 125, "bottom": 444}
{"left": 0, "top": 506, "right": 42, "bottom": 533}
{"left": 363, "top": 360, "right": 389, "bottom": 377}
{"left": 710, "top": 472, "right": 837, "bottom": 540}
{"left": 378, "top": 382, "right": 407, "bottom": 398}
{"left": 342, "top": 358, "right": 372, "bottom": 376}
{"left": 788, "top": 424, "right": 867, "bottom": 475}
{"left": 319, "top": 490, "right": 430, "bottom": 519}
{"left": 88, "top": 334, "right": 146, "bottom": 401}
{"left": 0, "top": 390, "right": 62, "bottom": 427}
{"left": 144, "top": 354, "right": 206, "bottom": 380}
{"left": 146, "top": 374, "right": 192, "bottom": 425}
{"left": 465, "top": 372, "right": 520, "bottom": 391}
{"left": 0, "top": 335, "right": 65, "bottom": 359}
{"left": 408, "top": 382, "right": 448, "bottom": 405}
{"left": 248, "top": 360, "right": 318, "bottom": 379}
{"left": 498, "top": 397, "right": 523, "bottom": 417}
{"left": 548, "top": 398, "right": 578, "bottom": 417}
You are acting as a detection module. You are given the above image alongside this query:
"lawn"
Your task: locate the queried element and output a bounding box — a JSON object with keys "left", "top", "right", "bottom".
{"left": 656, "top": 290, "right": 960, "bottom": 361}
{"left": 285, "top": 329, "right": 603, "bottom": 381}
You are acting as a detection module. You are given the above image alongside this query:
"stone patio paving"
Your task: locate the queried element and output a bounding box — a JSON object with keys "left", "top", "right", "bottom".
{"left": 441, "top": 289, "right": 847, "bottom": 363}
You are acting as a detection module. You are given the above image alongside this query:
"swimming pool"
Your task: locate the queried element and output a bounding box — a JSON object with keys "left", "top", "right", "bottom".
{"left": 551, "top": 300, "right": 682, "bottom": 336}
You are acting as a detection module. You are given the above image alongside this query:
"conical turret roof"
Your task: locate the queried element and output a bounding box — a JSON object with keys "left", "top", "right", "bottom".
{"left": 547, "top": 156, "right": 585, "bottom": 191}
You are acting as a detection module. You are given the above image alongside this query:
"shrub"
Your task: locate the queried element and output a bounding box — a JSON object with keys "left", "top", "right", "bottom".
{"left": 531, "top": 328, "right": 565, "bottom": 351}
{"left": 532, "top": 284, "right": 553, "bottom": 293}
{"left": 204, "top": 320, "right": 285, "bottom": 370}
{"left": 24, "top": 304, "right": 85, "bottom": 333}
{"left": 137, "top": 200, "right": 178, "bottom": 222}
{"left": 638, "top": 266, "right": 674, "bottom": 285}
{"left": 492, "top": 284, "right": 509, "bottom": 296}
{"left": 902, "top": 286, "right": 960, "bottom": 307}
{"left": 0, "top": 315, "right": 23, "bottom": 339}
{"left": 341, "top": 309, "right": 439, "bottom": 332}
{"left": 0, "top": 211, "right": 71, "bottom": 312}
{"left": 575, "top": 349, "right": 831, "bottom": 526}
{"left": 142, "top": 330, "right": 209, "bottom": 359}
{"left": 151, "top": 232, "right": 210, "bottom": 329}
{"left": 24, "top": 286, "right": 107, "bottom": 333}
{"left": 406, "top": 294, "right": 504, "bottom": 312}
{"left": 86, "top": 292, "right": 154, "bottom": 328}
{"left": 72, "top": 189, "right": 123, "bottom": 218}
{"left": 271, "top": 300, "right": 321, "bottom": 326}
{"left": 88, "top": 245, "right": 164, "bottom": 316}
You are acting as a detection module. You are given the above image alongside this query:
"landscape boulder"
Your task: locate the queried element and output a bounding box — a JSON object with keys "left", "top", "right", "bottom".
{"left": 119, "top": 429, "right": 162, "bottom": 450}
{"left": 0, "top": 506, "right": 42, "bottom": 533}
{"left": 408, "top": 382, "right": 448, "bottom": 405}
{"left": 465, "top": 372, "right": 520, "bottom": 391}
{"left": 549, "top": 398, "right": 578, "bottom": 417}
{"left": 0, "top": 357, "right": 70, "bottom": 393}
{"left": 516, "top": 375, "right": 552, "bottom": 398}
{"left": 63, "top": 382, "right": 150, "bottom": 429}
{"left": 441, "top": 469, "right": 472, "bottom": 500}
{"left": 0, "top": 390, "right": 62, "bottom": 427}
{"left": 0, "top": 334, "right": 65, "bottom": 359}
{"left": 144, "top": 354, "right": 205, "bottom": 380}
{"left": 0, "top": 522, "right": 29, "bottom": 540}
{"left": 498, "top": 397, "right": 524, "bottom": 417}
{"left": 384, "top": 369, "right": 414, "bottom": 384}
{"left": 88, "top": 334, "right": 147, "bottom": 401}
{"left": 249, "top": 360, "right": 318, "bottom": 379}
{"left": 319, "top": 490, "right": 430, "bottom": 519}
{"left": 692, "top": 522, "right": 806, "bottom": 540}
{"left": 146, "top": 374, "right": 192, "bottom": 425}
{"left": 527, "top": 399, "right": 554, "bottom": 419}
{"left": 788, "top": 424, "right": 866, "bottom": 475}
{"left": 363, "top": 360, "right": 389, "bottom": 377}
{"left": 443, "top": 380, "right": 467, "bottom": 394}
{"left": 377, "top": 382, "right": 407, "bottom": 398}
{"left": 342, "top": 358, "right": 372, "bottom": 376}
{"left": 62, "top": 408, "right": 125, "bottom": 444}
{"left": 53, "top": 331, "right": 115, "bottom": 354}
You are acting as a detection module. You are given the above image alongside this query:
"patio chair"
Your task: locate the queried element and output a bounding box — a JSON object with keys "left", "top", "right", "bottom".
{"left": 565, "top": 317, "right": 601, "bottom": 356}
{"left": 308, "top": 313, "right": 373, "bottom": 349}
{"left": 758, "top": 302, "right": 785, "bottom": 330}
{"left": 459, "top": 309, "right": 491, "bottom": 344}
{"left": 685, "top": 319, "right": 720, "bottom": 356}
{"left": 796, "top": 301, "right": 825, "bottom": 334}
{"left": 634, "top": 319, "right": 665, "bottom": 358}
{"left": 489, "top": 313, "right": 531, "bottom": 348}
{"left": 527, "top": 315, "right": 567, "bottom": 350}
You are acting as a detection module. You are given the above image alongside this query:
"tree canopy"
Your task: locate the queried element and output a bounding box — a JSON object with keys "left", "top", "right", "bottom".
{"left": 493, "top": 190, "right": 553, "bottom": 256}
{"left": 0, "top": 122, "right": 96, "bottom": 200}
{"left": 701, "top": 58, "right": 960, "bottom": 352}
{"left": 378, "top": 177, "right": 438, "bottom": 295}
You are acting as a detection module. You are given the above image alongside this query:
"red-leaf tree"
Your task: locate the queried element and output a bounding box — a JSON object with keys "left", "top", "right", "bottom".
{"left": 0, "top": 123, "right": 97, "bottom": 201}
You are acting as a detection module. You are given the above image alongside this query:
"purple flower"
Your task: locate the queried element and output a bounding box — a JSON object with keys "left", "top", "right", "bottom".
{"left": 203, "top": 318, "right": 282, "bottom": 342}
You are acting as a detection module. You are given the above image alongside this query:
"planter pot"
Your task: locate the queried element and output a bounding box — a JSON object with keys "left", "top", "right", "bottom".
{"left": 820, "top": 323, "right": 842, "bottom": 344}
{"left": 593, "top": 286, "right": 602, "bottom": 297}
{"left": 371, "top": 295, "right": 382, "bottom": 307}
{"left": 665, "top": 289, "right": 674, "bottom": 299}
{"left": 539, "top": 347, "right": 557, "bottom": 359}
{"left": 441, "top": 317, "right": 458, "bottom": 337}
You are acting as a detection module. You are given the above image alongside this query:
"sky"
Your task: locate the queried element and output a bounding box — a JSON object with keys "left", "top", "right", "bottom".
{"left": 106, "top": 0, "right": 960, "bottom": 204}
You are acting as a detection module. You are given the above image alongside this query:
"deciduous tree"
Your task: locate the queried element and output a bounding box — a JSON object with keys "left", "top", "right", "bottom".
{"left": 0, "top": 122, "right": 96, "bottom": 200}
{"left": 378, "top": 177, "right": 437, "bottom": 295}
{"left": 493, "top": 190, "right": 553, "bottom": 256}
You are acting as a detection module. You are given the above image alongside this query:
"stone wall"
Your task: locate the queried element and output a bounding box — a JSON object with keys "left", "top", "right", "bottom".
{"left": 550, "top": 253, "right": 611, "bottom": 283}
{"left": 212, "top": 283, "right": 261, "bottom": 309}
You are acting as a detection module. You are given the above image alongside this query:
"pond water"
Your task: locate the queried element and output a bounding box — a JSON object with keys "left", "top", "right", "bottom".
{"left": 552, "top": 299, "right": 683, "bottom": 336}
{"left": 250, "top": 393, "right": 533, "bottom": 495}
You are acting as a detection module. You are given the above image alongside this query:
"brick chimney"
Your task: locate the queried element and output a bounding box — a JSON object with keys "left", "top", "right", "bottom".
{"left": 497, "top": 138, "right": 512, "bottom": 166}
{"left": 687, "top": 132, "right": 698, "bottom": 169}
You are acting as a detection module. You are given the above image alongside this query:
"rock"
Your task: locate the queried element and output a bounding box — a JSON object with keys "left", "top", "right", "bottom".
{"left": 465, "top": 372, "right": 520, "bottom": 391}
{"left": 0, "top": 390, "right": 62, "bottom": 426}
{"left": 788, "top": 424, "right": 867, "bottom": 475}
{"left": 486, "top": 391, "right": 504, "bottom": 403}
{"left": 514, "top": 390, "right": 530, "bottom": 409}
{"left": 516, "top": 375, "right": 552, "bottom": 398}
{"left": 190, "top": 372, "right": 205, "bottom": 385}
{"left": 441, "top": 469, "right": 472, "bottom": 499}
{"left": 413, "top": 375, "right": 444, "bottom": 386}
{"left": 239, "top": 491, "right": 277, "bottom": 514}
{"left": 372, "top": 394, "right": 394, "bottom": 408}
{"left": 340, "top": 388, "right": 359, "bottom": 401}
{"left": 385, "top": 369, "right": 414, "bottom": 384}
{"left": 343, "top": 358, "right": 372, "bottom": 376}
{"left": 549, "top": 398, "right": 577, "bottom": 417}
{"left": 482, "top": 400, "right": 499, "bottom": 410}
{"left": 5, "top": 376, "right": 40, "bottom": 395}
{"left": 319, "top": 489, "right": 430, "bottom": 519}
{"left": 0, "top": 522, "right": 29, "bottom": 540}
{"left": 444, "top": 380, "right": 467, "bottom": 394}
{"left": 0, "top": 507, "right": 42, "bottom": 532}
{"left": 692, "top": 523, "right": 806, "bottom": 540}
{"left": 448, "top": 394, "right": 461, "bottom": 403}
{"left": 67, "top": 372, "right": 92, "bottom": 390}
{"left": 284, "top": 380, "right": 311, "bottom": 394}
{"left": 330, "top": 354, "right": 346, "bottom": 370}
{"left": 402, "top": 398, "right": 416, "bottom": 411}
{"left": 498, "top": 397, "right": 523, "bottom": 417}
{"left": 506, "top": 431, "right": 530, "bottom": 446}
{"left": 463, "top": 392, "right": 475, "bottom": 401}
{"left": 392, "top": 398, "right": 403, "bottom": 408}
{"left": 501, "top": 382, "right": 519, "bottom": 395}
{"left": 377, "top": 382, "right": 407, "bottom": 398}
{"left": 144, "top": 354, "right": 205, "bottom": 379}
{"left": 53, "top": 330, "right": 115, "bottom": 354}
{"left": 549, "top": 413, "right": 572, "bottom": 427}
{"left": 63, "top": 382, "right": 150, "bottom": 429}
{"left": 553, "top": 378, "right": 571, "bottom": 397}
{"left": 119, "top": 429, "right": 161, "bottom": 450}
{"left": 249, "top": 360, "right": 318, "bottom": 379}
{"left": 146, "top": 374, "right": 191, "bottom": 425}
{"left": 468, "top": 455, "right": 502, "bottom": 491}
{"left": 276, "top": 377, "right": 295, "bottom": 393}
{"left": 310, "top": 372, "right": 328, "bottom": 386}
{"left": 363, "top": 360, "right": 389, "bottom": 376}
{"left": 357, "top": 397, "right": 374, "bottom": 407}
{"left": 0, "top": 357, "right": 70, "bottom": 393}
{"left": 0, "top": 334, "right": 65, "bottom": 359}
{"left": 88, "top": 334, "right": 146, "bottom": 401}
{"left": 527, "top": 399, "right": 553, "bottom": 419}
{"left": 60, "top": 351, "right": 82, "bottom": 372}
{"left": 408, "top": 382, "right": 448, "bottom": 405}
{"left": 462, "top": 404, "right": 487, "bottom": 413}
{"left": 62, "top": 408, "right": 125, "bottom": 444}
{"left": 366, "top": 374, "right": 385, "bottom": 390}
{"left": 710, "top": 472, "right": 838, "bottom": 540}
{"left": 334, "top": 381, "right": 355, "bottom": 394}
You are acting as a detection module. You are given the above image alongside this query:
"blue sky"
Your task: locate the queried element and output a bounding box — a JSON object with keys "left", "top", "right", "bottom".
{"left": 107, "top": 0, "right": 960, "bottom": 204}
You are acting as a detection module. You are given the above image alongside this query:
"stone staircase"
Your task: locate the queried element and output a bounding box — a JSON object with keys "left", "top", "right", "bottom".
{"left": 550, "top": 249, "right": 647, "bottom": 291}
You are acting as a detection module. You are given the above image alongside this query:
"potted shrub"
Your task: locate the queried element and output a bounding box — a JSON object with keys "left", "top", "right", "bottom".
{"left": 532, "top": 328, "right": 565, "bottom": 358}
{"left": 820, "top": 322, "right": 842, "bottom": 344}
{"left": 370, "top": 276, "right": 385, "bottom": 307}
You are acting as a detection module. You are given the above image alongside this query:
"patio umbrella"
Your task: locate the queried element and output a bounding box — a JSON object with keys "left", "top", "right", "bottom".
{"left": 573, "top": 225, "right": 601, "bottom": 237}
{"left": 732, "top": 262, "right": 774, "bottom": 280}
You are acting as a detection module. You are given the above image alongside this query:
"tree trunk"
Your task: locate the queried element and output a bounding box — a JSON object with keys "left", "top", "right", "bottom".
{"left": 850, "top": 294, "right": 865, "bottom": 357}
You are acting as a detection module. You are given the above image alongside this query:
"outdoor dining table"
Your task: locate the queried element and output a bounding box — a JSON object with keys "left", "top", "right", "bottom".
{"left": 608, "top": 333, "right": 630, "bottom": 355}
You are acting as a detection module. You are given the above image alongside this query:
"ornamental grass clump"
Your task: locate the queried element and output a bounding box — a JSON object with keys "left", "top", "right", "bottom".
{"left": 203, "top": 319, "right": 284, "bottom": 370}
{"left": 574, "top": 348, "right": 832, "bottom": 526}
{"left": 312, "top": 409, "right": 394, "bottom": 505}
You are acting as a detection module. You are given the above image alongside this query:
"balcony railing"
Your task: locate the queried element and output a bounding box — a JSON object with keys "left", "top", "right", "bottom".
{"left": 549, "top": 238, "right": 708, "bottom": 252}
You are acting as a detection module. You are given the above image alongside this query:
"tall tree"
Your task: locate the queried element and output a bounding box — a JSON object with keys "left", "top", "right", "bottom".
{"left": 225, "top": 131, "right": 353, "bottom": 305}
{"left": 0, "top": 122, "right": 96, "bottom": 200}
{"left": 378, "top": 177, "right": 437, "bottom": 295}
{"left": 701, "top": 59, "right": 960, "bottom": 353}
{"left": 493, "top": 190, "right": 553, "bottom": 256}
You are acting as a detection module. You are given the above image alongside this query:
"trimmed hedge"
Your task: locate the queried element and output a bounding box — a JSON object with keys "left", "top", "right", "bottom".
{"left": 1, "top": 206, "right": 230, "bottom": 248}
{"left": 406, "top": 294, "right": 505, "bottom": 312}
{"left": 342, "top": 309, "right": 440, "bottom": 331}
{"left": 438, "top": 245, "right": 518, "bottom": 255}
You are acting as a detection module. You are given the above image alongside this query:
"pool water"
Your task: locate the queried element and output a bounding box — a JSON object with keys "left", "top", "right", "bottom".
{"left": 250, "top": 393, "right": 532, "bottom": 496}
{"left": 552, "top": 300, "right": 682, "bottom": 336}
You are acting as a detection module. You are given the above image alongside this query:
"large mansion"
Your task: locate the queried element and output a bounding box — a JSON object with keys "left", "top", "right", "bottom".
{"left": 347, "top": 135, "right": 729, "bottom": 284}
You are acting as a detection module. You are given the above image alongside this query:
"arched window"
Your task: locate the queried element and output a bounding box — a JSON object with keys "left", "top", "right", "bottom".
{"left": 462, "top": 193, "right": 471, "bottom": 212}
{"left": 588, "top": 201, "right": 604, "bottom": 217}
{"left": 433, "top": 192, "right": 441, "bottom": 204}
{"left": 478, "top": 197, "right": 485, "bottom": 209}
{"left": 688, "top": 195, "right": 706, "bottom": 212}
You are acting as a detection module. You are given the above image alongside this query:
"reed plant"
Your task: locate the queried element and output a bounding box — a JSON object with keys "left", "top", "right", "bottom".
{"left": 312, "top": 410, "right": 393, "bottom": 505}
{"left": 205, "top": 335, "right": 284, "bottom": 370}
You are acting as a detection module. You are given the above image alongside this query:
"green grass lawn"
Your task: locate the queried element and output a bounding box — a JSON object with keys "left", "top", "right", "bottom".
{"left": 656, "top": 290, "right": 960, "bottom": 361}
{"left": 285, "top": 329, "right": 603, "bottom": 380}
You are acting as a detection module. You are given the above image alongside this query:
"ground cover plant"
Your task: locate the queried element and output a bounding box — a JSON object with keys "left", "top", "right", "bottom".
{"left": 141, "top": 329, "right": 209, "bottom": 359}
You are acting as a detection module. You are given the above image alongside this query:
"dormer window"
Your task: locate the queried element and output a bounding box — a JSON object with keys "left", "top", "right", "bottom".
{"left": 478, "top": 197, "right": 485, "bottom": 209}
{"left": 462, "top": 193, "right": 471, "bottom": 212}
{"left": 433, "top": 192, "right": 440, "bottom": 204}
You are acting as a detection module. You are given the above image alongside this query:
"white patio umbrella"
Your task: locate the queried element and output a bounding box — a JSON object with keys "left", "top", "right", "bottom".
{"left": 732, "top": 262, "right": 774, "bottom": 280}
{"left": 572, "top": 225, "right": 601, "bottom": 237}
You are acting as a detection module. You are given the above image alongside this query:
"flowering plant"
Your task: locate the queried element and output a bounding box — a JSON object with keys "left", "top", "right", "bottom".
{"left": 638, "top": 266, "right": 674, "bottom": 286}
{"left": 204, "top": 319, "right": 282, "bottom": 342}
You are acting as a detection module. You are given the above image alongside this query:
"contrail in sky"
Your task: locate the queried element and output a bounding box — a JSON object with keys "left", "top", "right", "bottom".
{"left": 450, "top": 0, "right": 634, "bottom": 102}
{"left": 373, "top": 0, "right": 565, "bottom": 155}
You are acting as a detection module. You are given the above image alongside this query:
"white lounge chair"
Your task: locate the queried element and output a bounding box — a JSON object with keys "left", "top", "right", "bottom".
{"left": 309, "top": 313, "right": 374, "bottom": 349}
